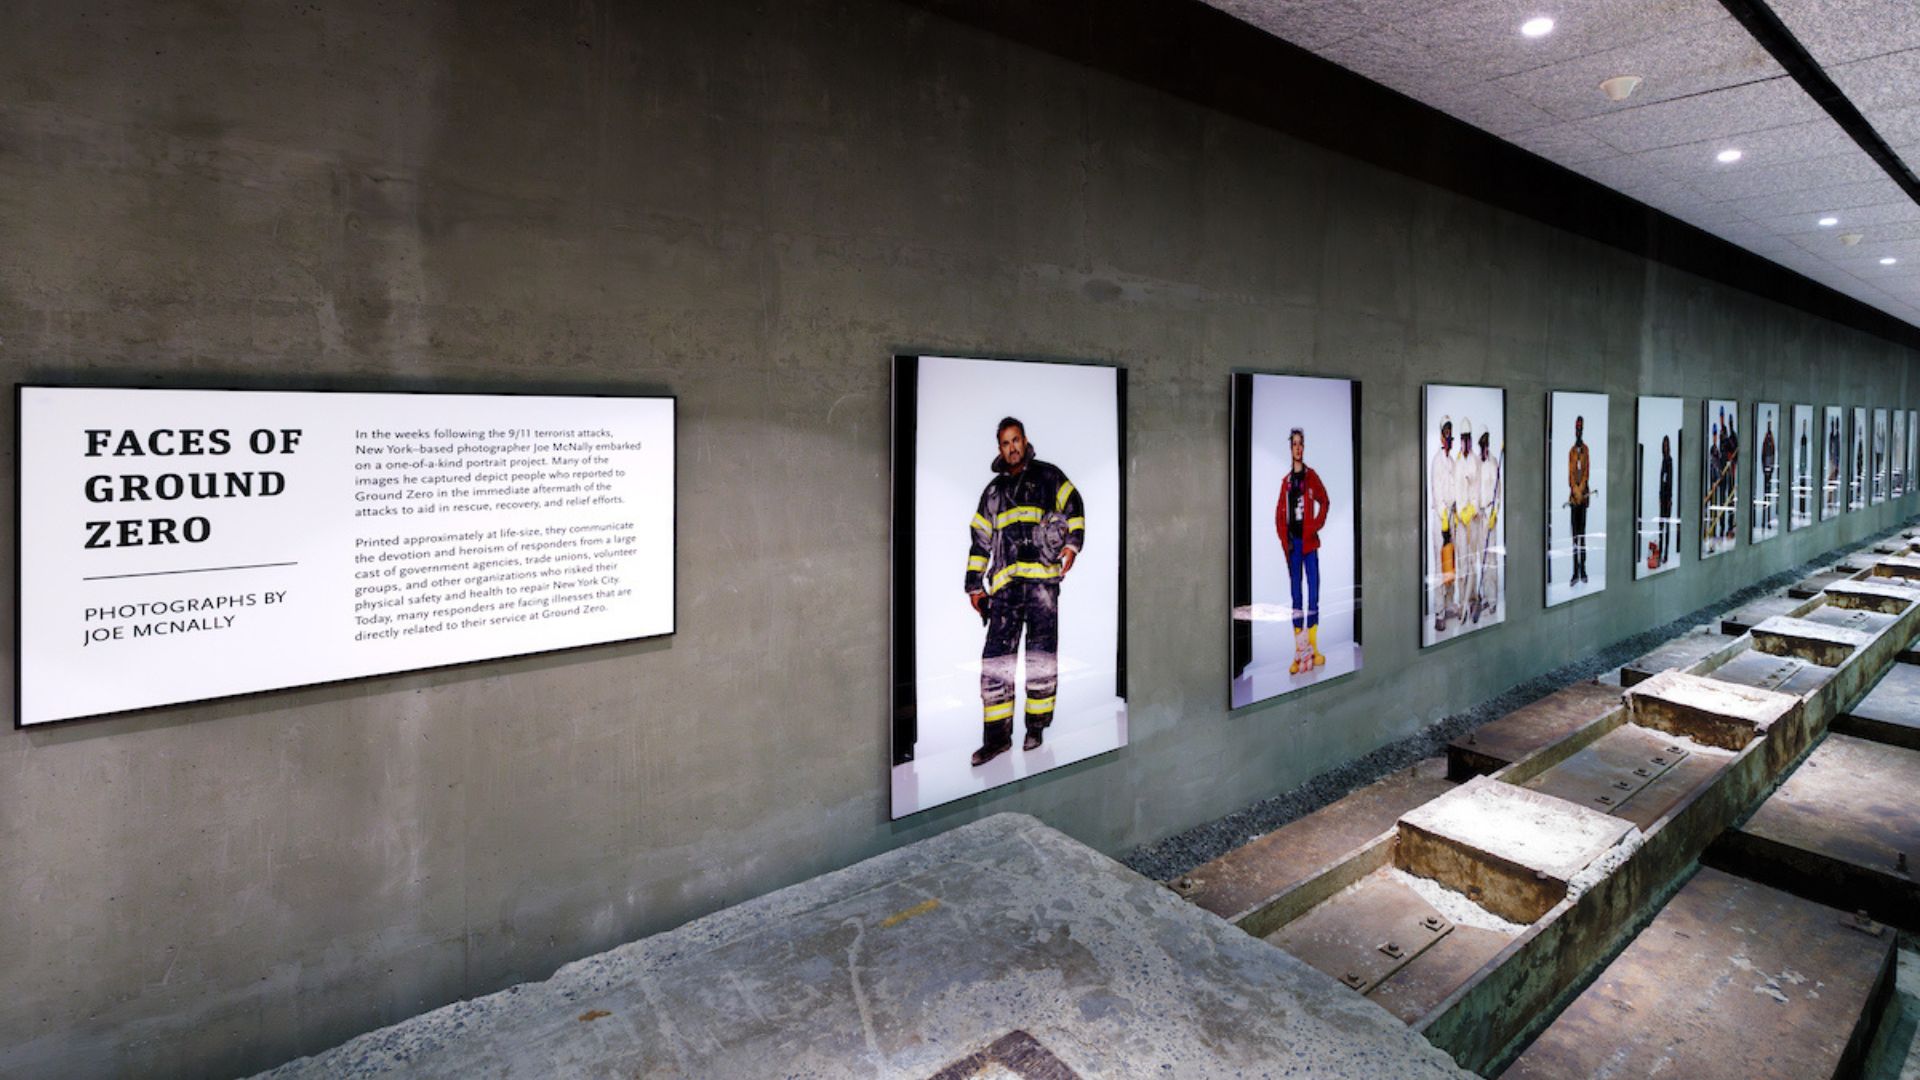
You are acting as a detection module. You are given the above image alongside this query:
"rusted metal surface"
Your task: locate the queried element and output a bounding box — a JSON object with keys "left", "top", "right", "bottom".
{"left": 1618, "top": 629, "right": 1739, "bottom": 687}
{"left": 1369, "top": 924, "right": 1515, "bottom": 1025}
{"left": 1608, "top": 740, "right": 1733, "bottom": 830}
{"left": 1263, "top": 869, "right": 1453, "bottom": 994}
{"left": 1444, "top": 681, "right": 1621, "bottom": 780}
{"left": 1521, "top": 723, "right": 1687, "bottom": 814}
{"left": 1721, "top": 593, "right": 1809, "bottom": 635}
{"left": 1624, "top": 669, "right": 1799, "bottom": 750}
{"left": 1711, "top": 734, "right": 1920, "bottom": 931}
{"left": 1790, "top": 568, "right": 1859, "bottom": 598}
{"left": 1174, "top": 759, "right": 1453, "bottom": 925}
{"left": 1397, "top": 778, "right": 1634, "bottom": 925}
{"left": 1708, "top": 651, "right": 1836, "bottom": 696}
{"left": 1835, "top": 662, "right": 1920, "bottom": 751}
{"left": 1750, "top": 615, "right": 1872, "bottom": 667}
{"left": 1504, "top": 867, "right": 1894, "bottom": 1080}
{"left": 1822, "top": 578, "right": 1920, "bottom": 614}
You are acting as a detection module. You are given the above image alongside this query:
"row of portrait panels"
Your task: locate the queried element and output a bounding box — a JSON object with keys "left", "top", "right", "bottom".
{"left": 888, "top": 354, "right": 1917, "bottom": 818}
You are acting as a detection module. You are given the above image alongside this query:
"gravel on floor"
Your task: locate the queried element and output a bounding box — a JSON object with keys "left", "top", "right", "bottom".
{"left": 1120, "top": 522, "right": 1915, "bottom": 883}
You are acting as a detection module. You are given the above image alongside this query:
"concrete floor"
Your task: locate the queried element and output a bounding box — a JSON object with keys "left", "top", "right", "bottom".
{"left": 258, "top": 814, "right": 1467, "bottom": 1078}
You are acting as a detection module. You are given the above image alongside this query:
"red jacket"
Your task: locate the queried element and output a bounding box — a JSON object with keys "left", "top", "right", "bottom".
{"left": 1275, "top": 466, "right": 1330, "bottom": 557}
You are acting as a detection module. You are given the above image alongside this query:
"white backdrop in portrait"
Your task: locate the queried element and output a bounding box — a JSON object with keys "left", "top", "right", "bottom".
{"left": 1873, "top": 408, "right": 1889, "bottom": 503}
{"left": 1235, "top": 374, "right": 1359, "bottom": 708}
{"left": 1546, "top": 391, "right": 1608, "bottom": 607}
{"left": 1893, "top": 410, "right": 1907, "bottom": 497}
{"left": 896, "top": 356, "right": 1124, "bottom": 817}
{"left": 1635, "top": 396, "right": 1683, "bottom": 579}
{"left": 1422, "top": 384, "right": 1506, "bottom": 647}
{"left": 1750, "top": 402, "right": 1781, "bottom": 544}
{"left": 1823, "top": 406, "right": 1845, "bottom": 520}
{"left": 1909, "top": 410, "right": 1917, "bottom": 499}
{"left": 1852, "top": 407, "right": 1868, "bottom": 510}
{"left": 1701, "top": 399, "right": 1738, "bottom": 559}
{"left": 1790, "top": 404, "right": 1814, "bottom": 530}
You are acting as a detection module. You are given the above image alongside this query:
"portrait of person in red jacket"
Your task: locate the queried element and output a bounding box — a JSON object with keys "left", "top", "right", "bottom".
{"left": 1276, "top": 427, "right": 1330, "bottom": 675}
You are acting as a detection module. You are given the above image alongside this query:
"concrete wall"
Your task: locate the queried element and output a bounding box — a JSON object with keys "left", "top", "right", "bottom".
{"left": 1, "top": 0, "right": 1913, "bottom": 1075}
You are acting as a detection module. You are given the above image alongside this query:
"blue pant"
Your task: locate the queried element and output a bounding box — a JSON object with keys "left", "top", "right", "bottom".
{"left": 1288, "top": 549, "right": 1320, "bottom": 631}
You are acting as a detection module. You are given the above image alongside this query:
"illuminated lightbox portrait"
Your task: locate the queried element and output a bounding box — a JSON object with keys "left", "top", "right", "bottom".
{"left": 890, "top": 355, "right": 1126, "bottom": 818}
{"left": 1230, "top": 373, "right": 1362, "bottom": 709}
{"left": 1423, "top": 384, "right": 1505, "bottom": 647}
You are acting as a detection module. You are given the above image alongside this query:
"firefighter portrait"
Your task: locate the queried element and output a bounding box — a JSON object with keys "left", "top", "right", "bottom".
{"left": 964, "top": 416, "right": 1086, "bottom": 767}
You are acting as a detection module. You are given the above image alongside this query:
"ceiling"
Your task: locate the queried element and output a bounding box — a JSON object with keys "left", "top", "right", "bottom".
{"left": 1202, "top": 0, "right": 1920, "bottom": 330}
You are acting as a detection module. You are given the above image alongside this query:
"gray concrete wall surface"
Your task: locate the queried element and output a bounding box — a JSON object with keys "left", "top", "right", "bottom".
{"left": 0, "top": 0, "right": 1914, "bottom": 1076}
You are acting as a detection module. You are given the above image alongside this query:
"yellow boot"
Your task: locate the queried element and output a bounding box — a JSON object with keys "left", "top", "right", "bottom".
{"left": 1289, "top": 629, "right": 1303, "bottom": 674}
{"left": 1310, "top": 626, "right": 1326, "bottom": 668}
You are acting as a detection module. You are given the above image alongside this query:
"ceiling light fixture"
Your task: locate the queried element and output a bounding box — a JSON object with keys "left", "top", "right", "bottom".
{"left": 1600, "top": 75, "right": 1642, "bottom": 102}
{"left": 1818, "top": 216, "right": 1839, "bottom": 227}
{"left": 1715, "top": 148, "right": 1743, "bottom": 164}
{"left": 1881, "top": 257, "right": 1899, "bottom": 265}
{"left": 1521, "top": 16, "right": 1555, "bottom": 37}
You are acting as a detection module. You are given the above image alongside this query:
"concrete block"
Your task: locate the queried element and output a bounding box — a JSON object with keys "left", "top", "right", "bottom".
{"left": 1623, "top": 670, "right": 1798, "bottom": 750}
{"left": 1871, "top": 555, "right": 1920, "bottom": 581}
{"left": 259, "top": 814, "right": 1470, "bottom": 1079}
{"left": 1822, "top": 578, "right": 1920, "bottom": 614}
{"left": 1396, "top": 778, "right": 1636, "bottom": 925}
{"left": 1750, "top": 615, "right": 1873, "bottom": 667}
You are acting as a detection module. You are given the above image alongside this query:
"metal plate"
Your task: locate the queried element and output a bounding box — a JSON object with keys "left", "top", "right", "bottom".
{"left": 1368, "top": 924, "right": 1515, "bottom": 1025}
{"left": 1721, "top": 594, "right": 1803, "bottom": 635}
{"left": 1740, "top": 735, "right": 1920, "bottom": 884}
{"left": 1608, "top": 742, "right": 1732, "bottom": 830}
{"left": 1803, "top": 606, "right": 1896, "bottom": 636}
{"left": 1506, "top": 868, "right": 1894, "bottom": 1080}
{"left": 1789, "top": 569, "right": 1857, "bottom": 598}
{"left": 1265, "top": 869, "right": 1453, "bottom": 994}
{"left": 1709, "top": 651, "right": 1836, "bottom": 696}
{"left": 1619, "top": 631, "right": 1737, "bottom": 687}
{"left": 1445, "top": 682, "right": 1621, "bottom": 779}
{"left": 1522, "top": 723, "right": 1687, "bottom": 812}
{"left": 1835, "top": 662, "right": 1920, "bottom": 750}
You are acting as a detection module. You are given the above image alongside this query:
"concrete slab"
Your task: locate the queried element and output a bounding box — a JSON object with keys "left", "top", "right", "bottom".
{"left": 1823, "top": 578, "right": 1920, "bottom": 615}
{"left": 1624, "top": 669, "right": 1799, "bottom": 750}
{"left": 1396, "top": 777, "right": 1636, "bottom": 925}
{"left": 1873, "top": 555, "right": 1920, "bottom": 581}
{"left": 1445, "top": 682, "right": 1622, "bottom": 779}
{"left": 259, "top": 815, "right": 1469, "bottom": 1079}
{"left": 1713, "top": 735, "right": 1920, "bottom": 932}
{"left": 1708, "top": 651, "right": 1837, "bottom": 696}
{"left": 1836, "top": 662, "right": 1920, "bottom": 751}
{"left": 1178, "top": 759, "right": 1455, "bottom": 924}
{"left": 1751, "top": 615, "right": 1874, "bottom": 667}
{"left": 1721, "top": 593, "right": 1806, "bottom": 636}
{"left": 1506, "top": 867, "right": 1895, "bottom": 1080}
{"left": 1619, "top": 628, "right": 1738, "bottom": 686}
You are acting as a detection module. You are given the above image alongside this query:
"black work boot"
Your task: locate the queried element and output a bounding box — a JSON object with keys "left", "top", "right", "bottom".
{"left": 972, "top": 719, "right": 1013, "bottom": 767}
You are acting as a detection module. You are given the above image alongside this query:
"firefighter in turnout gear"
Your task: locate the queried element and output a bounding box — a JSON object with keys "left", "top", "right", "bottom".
{"left": 965, "top": 418, "right": 1086, "bottom": 767}
{"left": 1456, "top": 419, "right": 1482, "bottom": 623}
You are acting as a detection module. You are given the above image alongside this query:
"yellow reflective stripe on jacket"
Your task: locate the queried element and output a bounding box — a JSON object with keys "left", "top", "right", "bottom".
{"left": 966, "top": 554, "right": 988, "bottom": 571}
{"left": 983, "top": 702, "right": 1015, "bottom": 722}
{"left": 994, "top": 505, "right": 1045, "bottom": 528}
{"left": 1055, "top": 480, "right": 1076, "bottom": 511}
{"left": 987, "top": 561, "right": 1063, "bottom": 593}
{"left": 1066, "top": 516, "right": 1085, "bottom": 531}
{"left": 1025, "top": 695, "right": 1056, "bottom": 713}
{"left": 971, "top": 512, "right": 992, "bottom": 534}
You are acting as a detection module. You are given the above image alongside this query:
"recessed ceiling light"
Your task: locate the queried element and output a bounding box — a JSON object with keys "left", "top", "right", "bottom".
{"left": 1881, "top": 257, "right": 1899, "bottom": 265}
{"left": 1521, "top": 16, "right": 1555, "bottom": 37}
{"left": 1818, "top": 216, "right": 1839, "bottom": 227}
{"left": 1600, "top": 75, "right": 1642, "bottom": 102}
{"left": 1715, "top": 148, "right": 1743, "bottom": 164}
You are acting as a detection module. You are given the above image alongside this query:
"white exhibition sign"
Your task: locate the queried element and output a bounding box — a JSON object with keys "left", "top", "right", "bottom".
{"left": 17, "top": 386, "right": 676, "bottom": 727}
